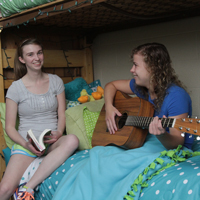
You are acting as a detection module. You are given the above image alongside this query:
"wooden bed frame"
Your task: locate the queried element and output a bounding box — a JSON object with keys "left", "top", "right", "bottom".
{"left": 0, "top": 2, "right": 97, "bottom": 197}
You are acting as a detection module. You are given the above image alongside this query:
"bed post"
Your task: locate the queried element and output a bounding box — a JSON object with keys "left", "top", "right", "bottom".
{"left": 0, "top": 30, "right": 5, "bottom": 103}
{"left": 82, "top": 37, "right": 94, "bottom": 84}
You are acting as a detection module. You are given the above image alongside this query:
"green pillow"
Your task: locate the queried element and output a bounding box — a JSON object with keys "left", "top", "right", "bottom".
{"left": 0, "top": 103, "right": 17, "bottom": 149}
{"left": 65, "top": 99, "right": 104, "bottom": 150}
{"left": 83, "top": 107, "right": 100, "bottom": 149}
{"left": 64, "top": 77, "right": 93, "bottom": 101}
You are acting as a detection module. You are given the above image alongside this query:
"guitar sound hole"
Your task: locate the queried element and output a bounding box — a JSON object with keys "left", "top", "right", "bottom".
{"left": 118, "top": 113, "right": 128, "bottom": 129}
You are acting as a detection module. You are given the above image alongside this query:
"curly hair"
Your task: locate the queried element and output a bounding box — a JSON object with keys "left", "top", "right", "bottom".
{"left": 131, "top": 43, "right": 186, "bottom": 111}
{"left": 14, "top": 38, "right": 43, "bottom": 80}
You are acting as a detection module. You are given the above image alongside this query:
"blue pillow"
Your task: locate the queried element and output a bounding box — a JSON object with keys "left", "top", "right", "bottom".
{"left": 64, "top": 78, "right": 93, "bottom": 101}
{"left": 88, "top": 79, "right": 101, "bottom": 92}
{"left": 2, "top": 147, "right": 11, "bottom": 166}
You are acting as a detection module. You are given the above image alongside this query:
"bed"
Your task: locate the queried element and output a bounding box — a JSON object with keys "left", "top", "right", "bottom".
{"left": 1, "top": 1, "right": 200, "bottom": 200}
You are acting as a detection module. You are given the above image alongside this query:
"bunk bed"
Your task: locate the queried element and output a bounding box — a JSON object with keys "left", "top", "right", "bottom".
{"left": 1, "top": 1, "right": 200, "bottom": 200}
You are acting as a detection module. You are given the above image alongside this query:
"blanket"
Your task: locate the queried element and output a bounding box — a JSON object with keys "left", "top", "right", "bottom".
{"left": 52, "top": 134, "right": 199, "bottom": 200}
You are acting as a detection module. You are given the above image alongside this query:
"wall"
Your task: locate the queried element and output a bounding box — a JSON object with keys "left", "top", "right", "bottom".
{"left": 93, "top": 16, "right": 200, "bottom": 117}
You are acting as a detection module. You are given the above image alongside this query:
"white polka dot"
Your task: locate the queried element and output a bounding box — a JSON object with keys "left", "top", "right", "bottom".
{"left": 192, "top": 163, "right": 196, "bottom": 165}
{"left": 183, "top": 179, "right": 188, "bottom": 184}
{"left": 56, "top": 172, "right": 59, "bottom": 175}
{"left": 71, "top": 158, "right": 74, "bottom": 160}
{"left": 49, "top": 185, "right": 52, "bottom": 189}
{"left": 151, "top": 182, "right": 155, "bottom": 186}
{"left": 188, "top": 190, "right": 193, "bottom": 195}
{"left": 197, "top": 173, "right": 200, "bottom": 176}
{"left": 187, "top": 160, "right": 192, "bottom": 163}
{"left": 179, "top": 172, "right": 184, "bottom": 176}
{"left": 175, "top": 164, "right": 179, "bottom": 166}
{"left": 62, "top": 163, "right": 65, "bottom": 166}
{"left": 172, "top": 189, "right": 175, "bottom": 193}
{"left": 163, "top": 173, "right": 167, "bottom": 177}
{"left": 140, "top": 193, "right": 144, "bottom": 197}
{"left": 177, "top": 167, "right": 182, "bottom": 170}
{"left": 71, "top": 164, "right": 74, "bottom": 167}
{"left": 62, "top": 169, "right": 66, "bottom": 172}
{"left": 82, "top": 156, "right": 85, "bottom": 158}
{"left": 42, "top": 193, "right": 45, "bottom": 197}
{"left": 55, "top": 181, "right": 58, "bottom": 185}
{"left": 155, "top": 190, "right": 160, "bottom": 195}
{"left": 48, "top": 177, "right": 51, "bottom": 179}
{"left": 166, "top": 180, "right": 171, "bottom": 184}
{"left": 194, "top": 167, "right": 199, "bottom": 169}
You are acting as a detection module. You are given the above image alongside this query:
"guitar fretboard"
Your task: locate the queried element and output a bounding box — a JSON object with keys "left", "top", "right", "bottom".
{"left": 125, "top": 116, "right": 176, "bottom": 129}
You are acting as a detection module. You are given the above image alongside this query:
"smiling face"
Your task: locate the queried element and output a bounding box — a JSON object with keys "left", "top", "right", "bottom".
{"left": 130, "top": 53, "right": 151, "bottom": 89}
{"left": 19, "top": 44, "right": 44, "bottom": 72}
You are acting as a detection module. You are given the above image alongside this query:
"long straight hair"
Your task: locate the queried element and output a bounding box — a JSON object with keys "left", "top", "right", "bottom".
{"left": 14, "top": 38, "right": 43, "bottom": 80}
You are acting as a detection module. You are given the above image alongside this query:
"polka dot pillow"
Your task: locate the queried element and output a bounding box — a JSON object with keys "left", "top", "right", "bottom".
{"left": 140, "top": 155, "right": 200, "bottom": 200}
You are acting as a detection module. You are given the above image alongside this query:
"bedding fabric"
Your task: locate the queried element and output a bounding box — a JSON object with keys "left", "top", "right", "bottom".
{"left": 52, "top": 134, "right": 200, "bottom": 200}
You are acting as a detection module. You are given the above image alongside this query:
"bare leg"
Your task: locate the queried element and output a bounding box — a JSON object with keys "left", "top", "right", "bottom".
{"left": 25, "top": 134, "right": 79, "bottom": 189}
{"left": 0, "top": 154, "right": 35, "bottom": 200}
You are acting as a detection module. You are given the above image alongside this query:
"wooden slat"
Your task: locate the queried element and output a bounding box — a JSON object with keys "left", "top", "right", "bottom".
{"left": 4, "top": 80, "right": 12, "bottom": 89}
{"left": 81, "top": 38, "right": 94, "bottom": 83}
{"left": 4, "top": 76, "right": 83, "bottom": 89}
{"left": 0, "top": 34, "right": 5, "bottom": 103}
{"left": 2, "top": 49, "right": 85, "bottom": 68}
{"left": 44, "top": 50, "right": 84, "bottom": 68}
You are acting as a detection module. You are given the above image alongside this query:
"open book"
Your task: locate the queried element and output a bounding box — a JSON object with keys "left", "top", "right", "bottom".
{"left": 27, "top": 129, "right": 52, "bottom": 151}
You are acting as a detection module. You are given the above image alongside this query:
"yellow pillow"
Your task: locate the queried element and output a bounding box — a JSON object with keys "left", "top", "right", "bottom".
{"left": 0, "top": 103, "right": 16, "bottom": 149}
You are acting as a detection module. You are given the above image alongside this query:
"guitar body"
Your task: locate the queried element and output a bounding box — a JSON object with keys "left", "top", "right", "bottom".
{"left": 92, "top": 91, "right": 154, "bottom": 149}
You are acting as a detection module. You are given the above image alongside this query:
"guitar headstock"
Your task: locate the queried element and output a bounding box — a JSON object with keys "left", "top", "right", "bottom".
{"left": 174, "top": 118, "right": 200, "bottom": 136}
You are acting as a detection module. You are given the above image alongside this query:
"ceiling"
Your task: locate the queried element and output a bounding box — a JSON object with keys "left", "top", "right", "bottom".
{"left": 1, "top": 0, "right": 200, "bottom": 38}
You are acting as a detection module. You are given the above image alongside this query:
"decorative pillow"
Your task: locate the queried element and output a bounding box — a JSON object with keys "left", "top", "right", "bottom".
{"left": 2, "top": 147, "right": 11, "bottom": 166}
{"left": 64, "top": 77, "right": 93, "bottom": 101}
{"left": 65, "top": 99, "right": 104, "bottom": 150}
{"left": 0, "top": 102, "right": 16, "bottom": 149}
{"left": 83, "top": 107, "right": 100, "bottom": 149}
{"left": 88, "top": 79, "right": 101, "bottom": 92}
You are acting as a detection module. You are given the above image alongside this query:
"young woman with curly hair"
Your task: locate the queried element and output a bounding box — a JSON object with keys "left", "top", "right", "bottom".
{"left": 104, "top": 42, "right": 193, "bottom": 150}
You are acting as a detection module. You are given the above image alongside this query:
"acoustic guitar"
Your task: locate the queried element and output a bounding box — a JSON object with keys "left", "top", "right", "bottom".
{"left": 92, "top": 91, "right": 200, "bottom": 149}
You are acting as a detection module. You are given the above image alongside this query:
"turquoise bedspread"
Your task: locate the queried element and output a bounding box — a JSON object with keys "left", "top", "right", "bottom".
{"left": 52, "top": 134, "right": 199, "bottom": 200}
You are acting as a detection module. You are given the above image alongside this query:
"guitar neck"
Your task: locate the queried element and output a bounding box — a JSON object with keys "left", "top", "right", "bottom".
{"left": 126, "top": 116, "right": 176, "bottom": 129}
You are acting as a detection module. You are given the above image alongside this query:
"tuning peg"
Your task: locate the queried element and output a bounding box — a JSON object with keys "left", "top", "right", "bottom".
{"left": 181, "top": 132, "right": 185, "bottom": 137}
{"left": 186, "top": 128, "right": 190, "bottom": 131}
{"left": 197, "top": 120, "right": 200, "bottom": 124}
{"left": 187, "top": 115, "right": 190, "bottom": 118}
{"left": 194, "top": 130, "right": 197, "bottom": 133}
{"left": 189, "top": 119, "right": 193, "bottom": 123}
{"left": 179, "top": 127, "right": 183, "bottom": 130}
{"left": 196, "top": 136, "right": 200, "bottom": 141}
{"left": 182, "top": 118, "right": 185, "bottom": 122}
